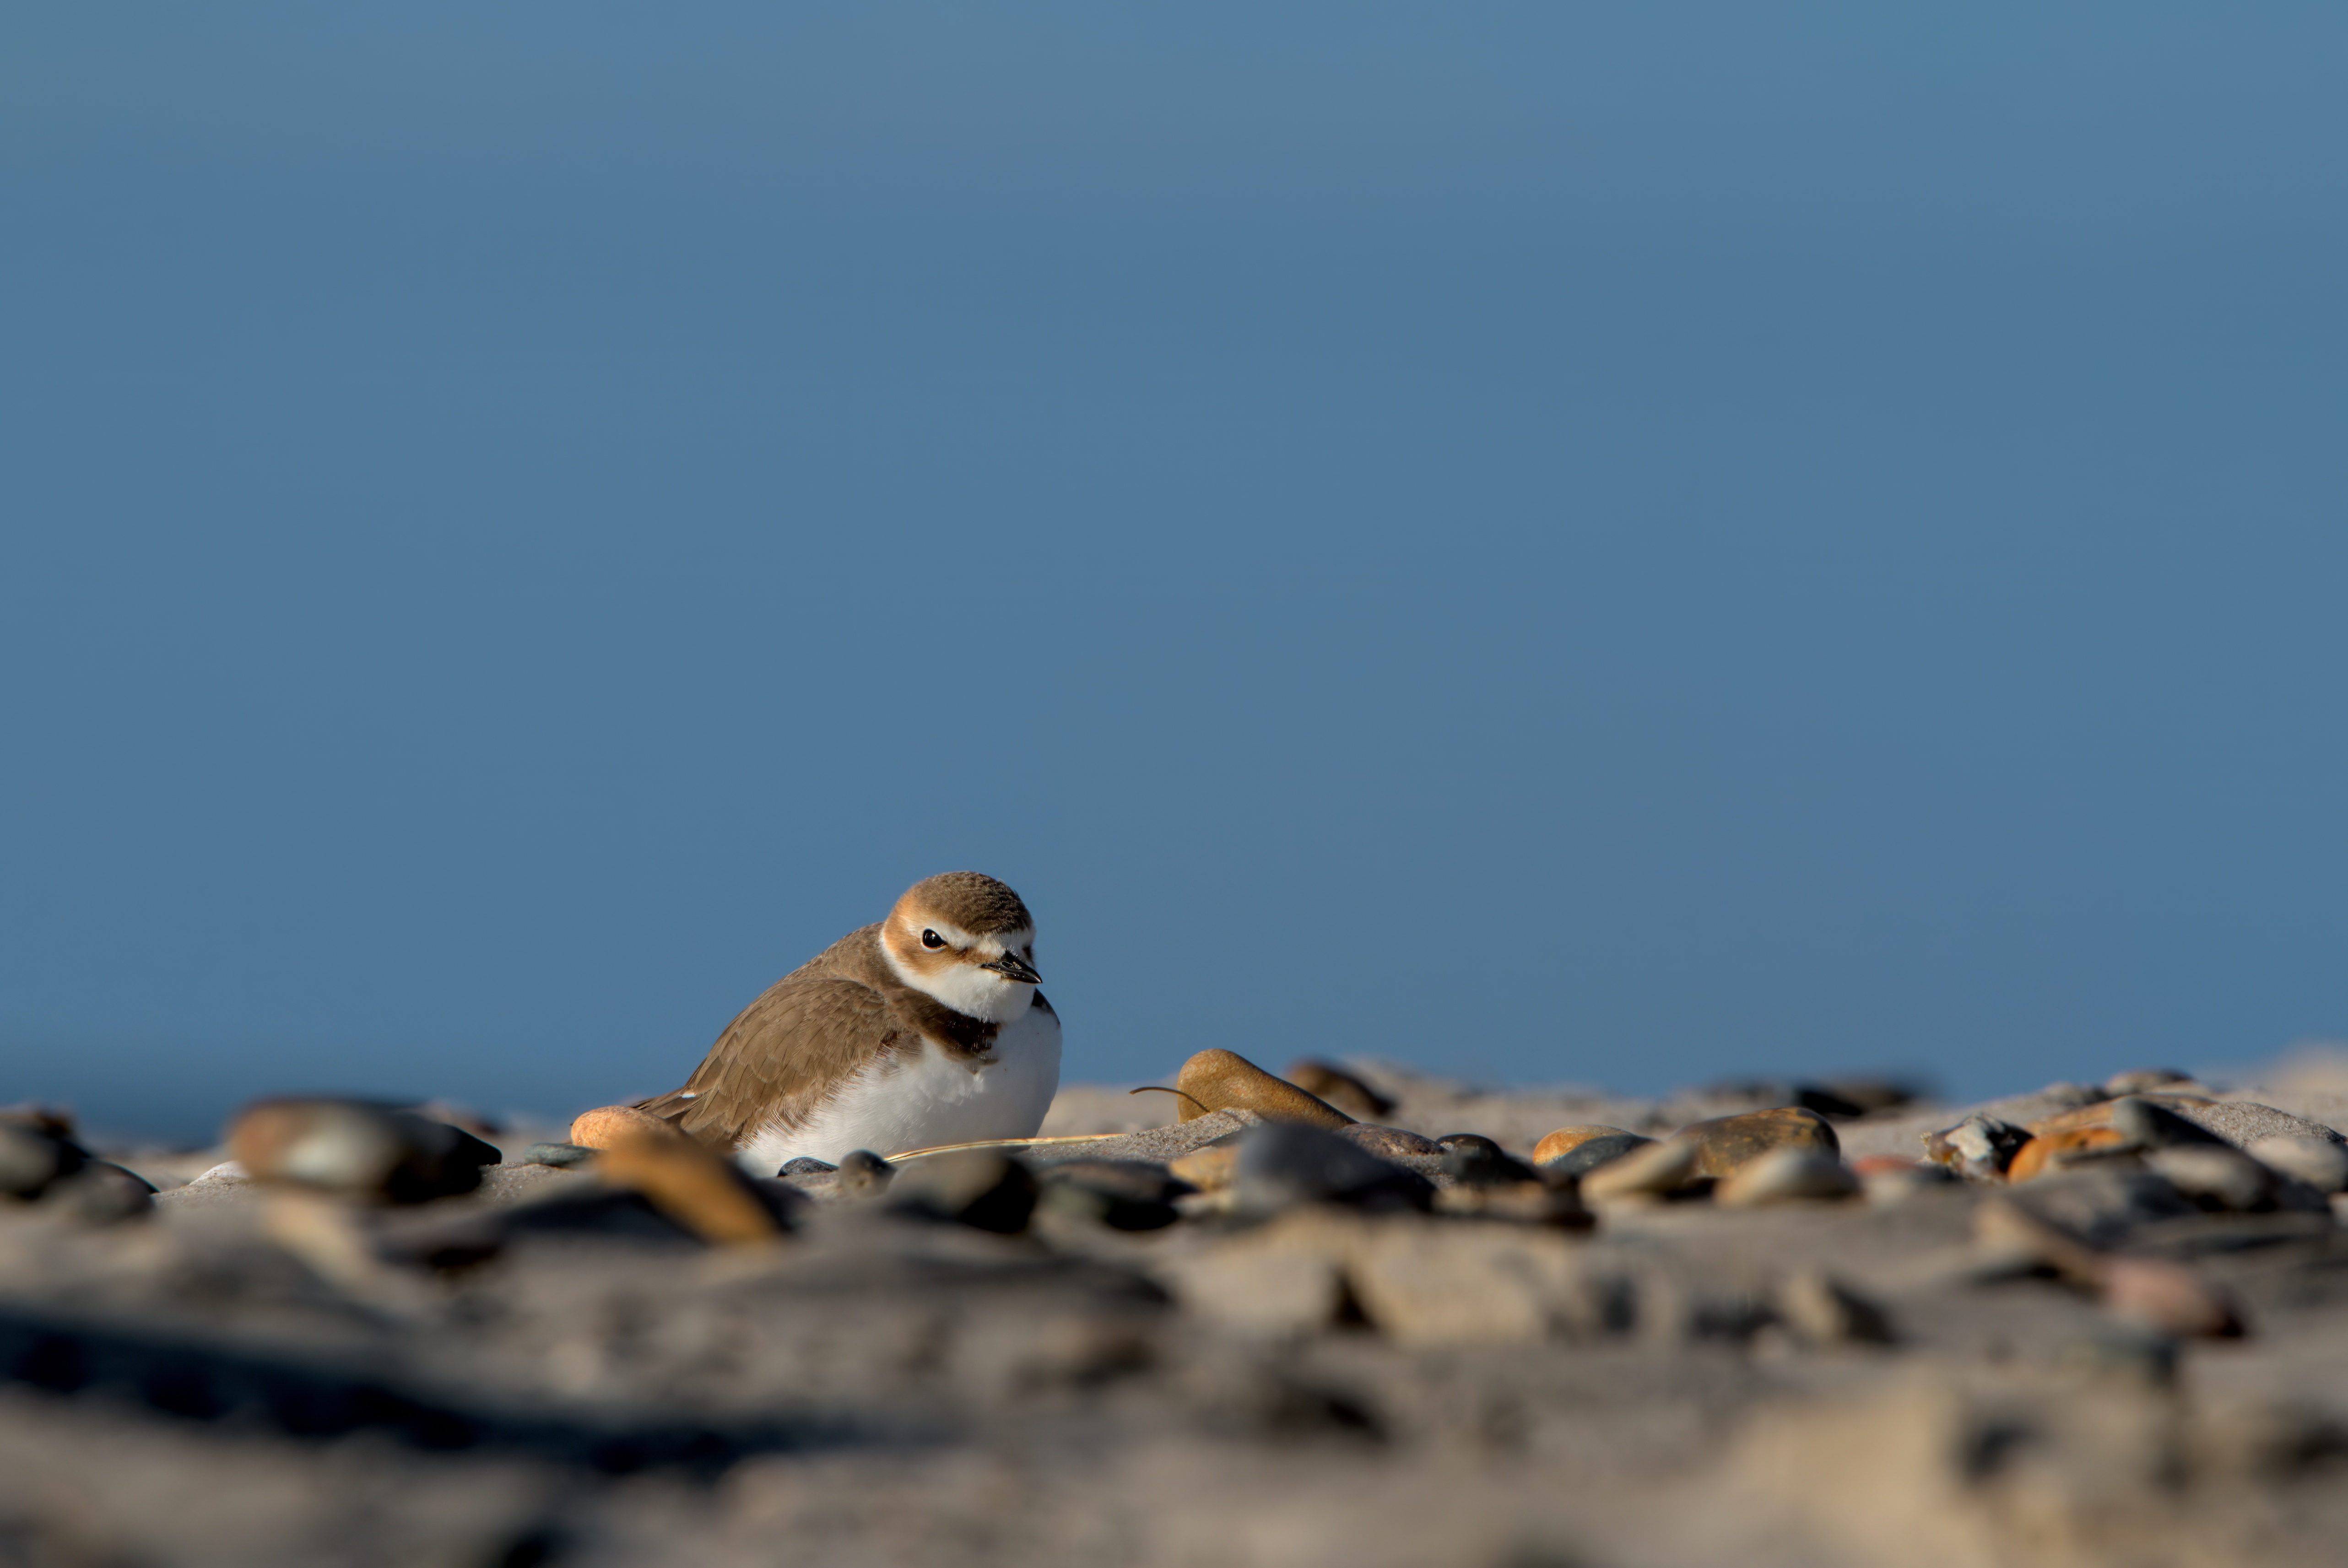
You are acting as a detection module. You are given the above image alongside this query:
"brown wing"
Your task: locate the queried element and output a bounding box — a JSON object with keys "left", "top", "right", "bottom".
{"left": 637, "top": 968, "right": 903, "bottom": 1152}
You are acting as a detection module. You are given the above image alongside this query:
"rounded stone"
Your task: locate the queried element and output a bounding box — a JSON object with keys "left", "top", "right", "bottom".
{"left": 2146, "top": 1146, "right": 2275, "bottom": 1212}
{"left": 1675, "top": 1106, "right": 1839, "bottom": 1179}
{"left": 595, "top": 1132, "right": 784, "bottom": 1245}
{"left": 228, "top": 1099, "right": 496, "bottom": 1203}
{"left": 2248, "top": 1135, "right": 2348, "bottom": 1195}
{"left": 568, "top": 1104, "right": 682, "bottom": 1149}
{"left": 0, "top": 1123, "right": 74, "bottom": 1199}
{"left": 1281, "top": 1060, "right": 1397, "bottom": 1120}
{"left": 1435, "top": 1134, "right": 1538, "bottom": 1188}
{"left": 887, "top": 1149, "right": 1037, "bottom": 1233}
{"left": 523, "top": 1142, "right": 598, "bottom": 1168}
{"left": 2006, "top": 1125, "right": 2133, "bottom": 1182}
{"left": 1336, "top": 1124, "right": 1440, "bottom": 1158}
{"left": 1536, "top": 1131, "right": 1656, "bottom": 1179}
{"left": 1533, "top": 1125, "right": 1642, "bottom": 1165}
{"left": 1715, "top": 1148, "right": 1860, "bottom": 1207}
{"left": 833, "top": 1149, "right": 894, "bottom": 1197}
{"left": 1922, "top": 1113, "right": 2031, "bottom": 1180}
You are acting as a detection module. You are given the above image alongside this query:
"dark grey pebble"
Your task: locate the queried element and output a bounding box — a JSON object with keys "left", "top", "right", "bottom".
{"left": 523, "top": 1142, "right": 599, "bottom": 1168}
{"left": 1233, "top": 1122, "right": 1434, "bottom": 1216}
{"left": 778, "top": 1156, "right": 838, "bottom": 1177}
{"left": 1435, "top": 1133, "right": 1539, "bottom": 1187}
{"left": 1338, "top": 1124, "right": 1442, "bottom": 1159}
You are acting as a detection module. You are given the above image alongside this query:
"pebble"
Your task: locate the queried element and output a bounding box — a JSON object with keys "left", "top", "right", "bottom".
{"left": 1922, "top": 1113, "right": 2031, "bottom": 1180}
{"left": 1532, "top": 1125, "right": 1642, "bottom": 1165}
{"left": 2248, "top": 1135, "right": 2348, "bottom": 1195}
{"left": 1676, "top": 1107, "right": 1839, "bottom": 1179}
{"left": 1715, "top": 1148, "right": 1861, "bottom": 1207}
{"left": 1171, "top": 1049, "right": 1356, "bottom": 1130}
{"left": 1036, "top": 1158, "right": 1186, "bottom": 1230}
{"left": 1580, "top": 1136, "right": 1702, "bottom": 1202}
{"left": 1229, "top": 1122, "right": 1434, "bottom": 1216}
{"left": 2006, "top": 1125, "right": 2133, "bottom": 1182}
{"left": 38, "top": 1162, "right": 156, "bottom": 1224}
{"left": 1336, "top": 1124, "right": 1442, "bottom": 1159}
{"left": 833, "top": 1149, "right": 894, "bottom": 1198}
{"left": 227, "top": 1099, "right": 499, "bottom": 1203}
{"left": 778, "top": 1156, "right": 840, "bottom": 1178}
{"left": 887, "top": 1150, "right": 1037, "bottom": 1233}
{"left": 1281, "top": 1059, "right": 1397, "bottom": 1120}
{"left": 0, "top": 1121, "right": 80, "bottom": 1199}
{"left": 594, "top": 1132, "right": 785, "bottom": 1245}
{"left": 1536, "top": 1131, "right": 1656, "bottom": 1179}
{"left": 568, "top": 1104, "right": 684, "bottom": 1149}
{"left": 1434, "top": 1134, "right": 1538, "bottom": 1188}
{"left": 2109, "top": 1095, "right": 2226, "bottom": 1150}
{"left": 2103, "top": 1067, "right": 2195, "bottom": 1095}
{"left": 523, "top": 1142, "right": 598, "bottom": 1169}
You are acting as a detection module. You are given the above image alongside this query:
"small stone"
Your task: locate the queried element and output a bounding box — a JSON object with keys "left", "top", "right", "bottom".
{"left": 2006, "top": 1125, "right": 2134, "bottom": 1182}
{"left": 2105, "top": 1067, "right": 2195, "bottom": 1095}
{"left": 523, "top": 1142, "right": 598, "bottom": 1168}
{"left": 1580, "top": 1137, "right": 1702, "bottom": 1203}
{"left": 2249, "top": 1135, "right": 2348, "bottom": 1195}
{"left": 228, "top": 1099, "right": 499, "bottom": 1204}
{"left": 1036, "top": 1159, "right": 1185, "bottom": 1230}
{"left": 1171, "top": 1049, "right": 1355, "bottom": 1129}
{"left": 887, "top": 1150, "right": 1037, "bottom": 1233}
{"left": 778, "top": 1156, "right": 839, "bottom": 1178}
{"left": 1677, "top": 1106, "right": 1839, "bottom": 1179}
{"left": 1921, "top": 1114, "right": 2031, "bottom": 1180}
{"left": 833, "top": 1149, "right": 894, "bottom": 1197}
{"left": 1536, "top": 1131, "right": 1655, "bottom": 1179}
{"left": 2146, "top": 1145, "right": 2276, "bottom": 1212}
{"left": 1435, "top": 1134, "right": 1538, "bottom": 1188}
{"left": 1715, "top": 1148, "right": 1860, "bottom": 1207}
{"left": 1336, "top": 1124, "right": 1441, "bottom": 1159}
{"left": 0, "top": 1122, "right": 79, "bottom": 1199}
{"left": 568, "top": 1104, "right": 684, "bottom": 1149}
{"left": 38, "top": 1162, "right": 155, "bottom": 1224}
{"left": 1281, "top": 1059, "right": 1397, "bottom": 1120}
{"left": 595, "top": 1131, "right": 787, "bottom": 1244}
{"left": 1778, "top": 1269, "right": 1894, "bottom": 1345}
{"left": 1230, "top": 1122, "right": 1434, "bottom": 1216}
{"left": 1533, "top": 1125, "right": 1642, "bottom": 1165}
{"left": 2098, "top": 1254, "right": 2243, "bottom": 1338}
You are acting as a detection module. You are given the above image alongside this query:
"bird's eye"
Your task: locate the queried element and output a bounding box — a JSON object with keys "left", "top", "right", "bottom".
{"left": 921, "top": 929, "right": 946, "bottom": 950}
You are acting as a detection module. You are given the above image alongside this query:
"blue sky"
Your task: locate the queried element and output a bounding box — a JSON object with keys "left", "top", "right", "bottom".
{"left": 3, "top": 5, "right": 2343, "bottom": 1141}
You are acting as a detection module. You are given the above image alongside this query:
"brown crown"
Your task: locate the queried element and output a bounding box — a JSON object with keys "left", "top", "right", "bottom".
{"left": 897, "top": 871, "right": 1035, "bottom": 935}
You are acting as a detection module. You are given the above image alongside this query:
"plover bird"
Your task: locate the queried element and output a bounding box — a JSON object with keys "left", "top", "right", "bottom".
{"left": 637, "top": 872, "right": 1062, "bottom": 1172}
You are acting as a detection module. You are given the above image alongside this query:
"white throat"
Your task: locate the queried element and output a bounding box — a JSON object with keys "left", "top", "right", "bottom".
{"left": 882, "top": 942, "right": 1036, "bottom": 1024}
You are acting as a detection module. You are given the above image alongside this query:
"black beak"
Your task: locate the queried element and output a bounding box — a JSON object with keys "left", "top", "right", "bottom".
{"left": 981, "top": 952, "right": 1042, "bottom": 985}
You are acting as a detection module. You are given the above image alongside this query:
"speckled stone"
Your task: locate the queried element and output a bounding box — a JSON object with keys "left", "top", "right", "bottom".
{"left": 1336, "top": 1125, "right": 1442, "bottom": 1159}
{"left": 1676, "top": 1107, "right": 1839, "bottom": 1179}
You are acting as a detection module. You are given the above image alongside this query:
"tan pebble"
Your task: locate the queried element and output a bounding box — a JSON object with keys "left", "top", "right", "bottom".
{"left": 1533, "top": 1125, "right": 1639, "bottom": 1165}
{"left": 1171, "top": 1049, "right": 1354, "bottom": 1130}
{"left": 1581, "top": 1137, "right": 1701, "bottom": 1203}
{"left": 595, "top": 1133, "right": 779, "bottom": 1246}
{"left": 569, "top": 1105, "right": 685, "bottom": 1150}
{"left": 227, "top": 1098, "right": 493, "bottom": 1203}
{"left": 2006, "top": 1125, "right": 2131, "bottom": 1181}
{"left": 2023, "top": 1092, "right": 2211, "bottom": 1141}
{"left": 1169, "top": 1143, "right": 1241, "bottom": 1192}
{"left": 1716, "top": 1147, "right": 1860, "bottom": 1207}
{"left": 1675, "top": 1106, "right": 1838, "bottom": 1179}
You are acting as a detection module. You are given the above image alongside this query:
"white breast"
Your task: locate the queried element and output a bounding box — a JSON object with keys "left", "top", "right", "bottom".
{"left": 736, "top": 1004, "right": 1063, "bottom": 1173}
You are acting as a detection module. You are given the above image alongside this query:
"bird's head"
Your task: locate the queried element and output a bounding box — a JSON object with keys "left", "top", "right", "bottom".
{"left": 880, "top": 871, "right": 1041, "bottom": 1022}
